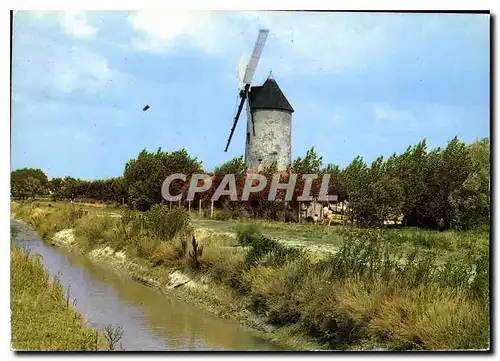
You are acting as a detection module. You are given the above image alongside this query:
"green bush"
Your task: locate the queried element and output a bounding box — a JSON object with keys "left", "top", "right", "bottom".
{"left": 212, "top": 209, "right": 232, "bottom": 221}
{"left": 322, "top": 230, "right": 401, "bottom": 283}
{"left": 74, "top": 215, "right": 115, "bottom": 252}
{"left": 143, "top": 205, "right": 192, "bottom": 241}
{"left": 244, "top": 235, "right": 303, "bottom": 268}
{"left": 235, "top": 223, "right": 262, "bottom": 246}
{"left": 120, "top": 208, "right": 143, "bottom": 231}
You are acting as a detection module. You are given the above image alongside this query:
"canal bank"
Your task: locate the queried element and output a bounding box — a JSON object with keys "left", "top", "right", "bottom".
{"left": 11, "top": 219, "right": 306, "bottom": 351}
{"left": 11, "top": 220, "right": 287, "bottom": 351}
{"left": 10, "top": 234, "right": 99, "bottom": 351}
{"left": 11, "top": 201, "right": 491, "bottom": 351}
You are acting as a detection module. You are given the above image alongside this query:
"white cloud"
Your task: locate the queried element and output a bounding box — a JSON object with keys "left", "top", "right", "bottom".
{"left": 28, "top": 11, "right": 98, "bottom": 40}
{"left": 126, "top": 11, "right": 392, "bottom": 76}
{"left": 128, "top": 10, "right": 241, "bottom": 55}
{"left": 61, "top": 11, "right": 98, "bottom": 40}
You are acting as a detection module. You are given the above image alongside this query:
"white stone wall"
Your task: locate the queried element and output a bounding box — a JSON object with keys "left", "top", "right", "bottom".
{"left": 245, "top": 109, "right": 292, "bottom": 171}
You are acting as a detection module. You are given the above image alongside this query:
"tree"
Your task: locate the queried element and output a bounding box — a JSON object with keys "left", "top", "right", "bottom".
{"left": 449, "top": 138, "right": 490, "bottom": 229}
{"left": 369, "top": 155, "right": 404, "bottom": 226}
{"left": 409, "top": 137, "right": 472, "bottom": 229}
{"left": 342, "top": 156, "right": 371, "bottom": 225}
{"left": 292, "top": 147, "right": 323, "bottom": 174}
{"left": 11, "top": 168, "right": 49, "bottom": 199}
{"left": 48, "top": 177, "right": 64, "bottom": 198}
{"left": 323, "top": 163, "right": 346, "bottom": 203}
{"left": 213, "top": 156, "right": 247, "bottom": 177}
{"left": 123, "top": 148, "right": 203, "bottom": 211}
{"left": 392, "top": 140, "right": 428, "bottom": 226}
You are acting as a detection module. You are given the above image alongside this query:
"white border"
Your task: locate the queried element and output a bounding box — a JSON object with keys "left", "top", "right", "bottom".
{"left": 2, "top": 2, "right": 497, "bottom": 361}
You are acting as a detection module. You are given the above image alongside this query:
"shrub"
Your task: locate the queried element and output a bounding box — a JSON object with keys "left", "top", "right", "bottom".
{"left": 245, "top": 260, "right": 310, "bottom": 324}
{"left": 212, "top": 208, "right": 233, "bottom": 221}
{"left": 119, "top": 208, "right": 144, "bottom": 240}
{"left": 236, "top": 223, "right": 303, "bottom": 268}
{"left": 74, "top": 215, "right": 115, "bottom": 252}
{"left": 321, "top": 231, "right": 399, "bottom": 283}
{"left": 213, "top": 202, "right": 252, "bottom": 220}
{"left": 131, "top": 235, "right": 158, "bottom": 260}
{"left": 143, "top": 205, "right": 192, "bottom": 241}
{"left": 235, "top": 223, "right": 262, "bottom": 246}
{"left": 152, "top": 239, "right": 187, "bottom": 266}
{"left": 203, "top": 246, "right": 249, "bottom": 294}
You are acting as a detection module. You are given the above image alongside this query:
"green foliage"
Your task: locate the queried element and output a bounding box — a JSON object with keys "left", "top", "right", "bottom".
{"left": 48, "top": 176, "right": 126, "bottom": 204}
{"left": 13, "top": 203, "right": 85, "bottom": 240}
{"left": 11, "top": 243, "right": 98, "bottom": 350}
{"left": 213, "top": 156, "right": 247, "bottom": 177}
{"left": 236, "top": 223, "right": 304, "bottom": 268}
{"left": 74, "top": 214, "right": 117, "bottom": 252}
{"left": 236, "top": 223, "right": 262, "bottom": 246}
{"left": 143, "top": 205, "right": 192, "bottom": 241}
{"left": 322, "top": 163, "right": 346, "bottom": 202}
{"left": 292, "top": 147, "right": 323, "bottom": 174}
{"left": 339, "top": 137, "right": 490, "bottom": 230}
{"left": 123, "top": 148, "right": 203, "bottom": 211}
{"left": 243, "top": 235, "right": 303, "bottom": 268}
{"left": 240, "top": 228, "right": 489, "bottom": 350}
{"left": 449, "top": 138, "right": 490, "bottom": 229}
{"left": 11, "top": 168, "right": 49, "bottom": 199}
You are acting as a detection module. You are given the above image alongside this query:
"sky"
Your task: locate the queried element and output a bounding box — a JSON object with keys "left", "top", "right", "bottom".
{"left": 11, "top": 11, "right": 490, "bottom": 180}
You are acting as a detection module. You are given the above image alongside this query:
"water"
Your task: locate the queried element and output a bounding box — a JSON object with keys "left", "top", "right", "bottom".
{"left": 11, "top": 220, "right": 282, "bottom": 351}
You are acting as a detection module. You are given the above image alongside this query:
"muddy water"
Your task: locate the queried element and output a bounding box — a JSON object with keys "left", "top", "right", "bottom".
{"left": 11, "top": 220, "right": 282, "bottom": 351}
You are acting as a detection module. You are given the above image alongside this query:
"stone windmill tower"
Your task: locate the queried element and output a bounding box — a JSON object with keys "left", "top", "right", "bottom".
{"left": 225, "top": 29, "right": 294, "bottom": 172}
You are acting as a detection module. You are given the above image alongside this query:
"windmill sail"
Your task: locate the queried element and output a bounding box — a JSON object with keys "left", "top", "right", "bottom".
{"left": 237, "top": 55, "right": 247, "bottom": 93}
{"left": 224, "top": 84, "right": 250, "bottom": 152}
{"left": 242, "top": 29, "right": 269, "bottom": 85}
{"left": 225, "top": 29, "right": 269, "bottom": 152}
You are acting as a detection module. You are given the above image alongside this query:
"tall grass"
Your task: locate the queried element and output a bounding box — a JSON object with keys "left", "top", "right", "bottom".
{"left": 10, "top": 242, "right": 98, "bottom": 350}
{"left": 12, "top": 202, "right": 85, "bottom": 239}
{"left": 223, "top": 223, "right": 490, "bottom": 350}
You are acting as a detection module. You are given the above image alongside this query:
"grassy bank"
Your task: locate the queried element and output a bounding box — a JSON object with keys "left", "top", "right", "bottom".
{"left": 10, "top": 241, "right": 99, "bottom": 350}
{"left": 11, "top": 201, "right": 490, "bottom": 350}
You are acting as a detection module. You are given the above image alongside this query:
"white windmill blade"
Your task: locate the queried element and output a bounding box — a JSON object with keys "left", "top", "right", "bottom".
{"left": 242, "top": 29, "right": 269, "bottom": 86}
{"left": 237, "top": 55, "right": 247, "bottom": 92}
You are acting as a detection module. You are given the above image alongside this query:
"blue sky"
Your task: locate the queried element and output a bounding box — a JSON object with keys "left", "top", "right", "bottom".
{"left": 11, "top": 11, "right": 490, "bottom": 179}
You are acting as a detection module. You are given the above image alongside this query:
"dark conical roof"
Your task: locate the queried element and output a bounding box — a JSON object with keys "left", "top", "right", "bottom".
{"left": 249, "top": 77, "right": 294, "bottom": 113}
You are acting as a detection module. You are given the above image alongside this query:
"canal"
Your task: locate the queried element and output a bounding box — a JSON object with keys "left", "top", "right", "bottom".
{"left": 11, "top": 219, "right": 282, "bottom": 351}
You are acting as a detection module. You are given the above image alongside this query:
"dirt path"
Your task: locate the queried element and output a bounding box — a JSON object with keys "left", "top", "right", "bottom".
{"left": 191, "top": 218, "right": 340, "bottom": 256}
{"left": 95, "top": 211, "right": 340, "bottom": 256}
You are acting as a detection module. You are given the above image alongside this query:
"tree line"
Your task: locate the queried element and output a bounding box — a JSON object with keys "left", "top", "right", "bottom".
{"left": 11, "top": 136, "right": 490, "bottom": 230}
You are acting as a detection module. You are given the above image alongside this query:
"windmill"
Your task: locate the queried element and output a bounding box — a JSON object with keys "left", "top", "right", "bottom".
{"left": 224, "top": 29, "right": 269, "bottom": 152}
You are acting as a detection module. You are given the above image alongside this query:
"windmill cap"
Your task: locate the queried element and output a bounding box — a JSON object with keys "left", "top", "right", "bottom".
{"left": 249, "top": 77, "right": 294, "bottom": 112}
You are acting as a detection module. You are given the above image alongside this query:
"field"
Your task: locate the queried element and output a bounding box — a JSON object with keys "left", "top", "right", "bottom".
{"left": 11, "top": 200, "right": 491, "bottom": 350}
